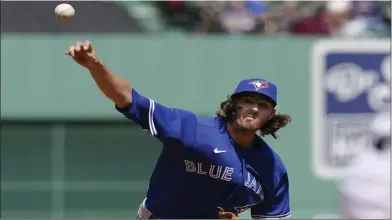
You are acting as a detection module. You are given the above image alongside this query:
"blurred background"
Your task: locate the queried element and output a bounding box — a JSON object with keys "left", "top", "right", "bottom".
{"left": 0, "top": 1, "right": 390, "bottom": 219}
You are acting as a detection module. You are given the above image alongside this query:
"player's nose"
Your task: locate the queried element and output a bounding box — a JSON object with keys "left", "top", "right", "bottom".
{"left": 249, "top": 106, "right": 259, "bottom": 114}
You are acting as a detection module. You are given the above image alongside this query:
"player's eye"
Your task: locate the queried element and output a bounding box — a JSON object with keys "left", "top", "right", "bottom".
{"left": 258, "top": 102, "right": 271, "bottom": 109}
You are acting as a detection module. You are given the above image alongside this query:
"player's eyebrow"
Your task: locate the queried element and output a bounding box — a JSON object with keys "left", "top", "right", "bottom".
{"left": 246, "top": 94, "right": 269, "bottom": 103}
{"left": 250, "top": 95, "right": 275, "bottom": 108}
{"left": 235, "top": 92, "right": 275, "bottom": 107}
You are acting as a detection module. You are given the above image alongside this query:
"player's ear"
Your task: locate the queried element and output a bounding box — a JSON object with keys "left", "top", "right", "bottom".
{"left": 270, "top": 109, "right": 276, "bottom": 119}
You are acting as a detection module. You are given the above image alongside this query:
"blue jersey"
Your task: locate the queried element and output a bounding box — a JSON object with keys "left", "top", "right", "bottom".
{"left": 116, "top": 89, "right": 291, "bottom": 219}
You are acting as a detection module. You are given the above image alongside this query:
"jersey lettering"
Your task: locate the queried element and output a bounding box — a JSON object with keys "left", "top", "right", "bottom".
{"left": 244, "top": 172, "right": 264, "bottom": 199}
{"left": 184, "top": 160, "right": 234, "bottom": 182}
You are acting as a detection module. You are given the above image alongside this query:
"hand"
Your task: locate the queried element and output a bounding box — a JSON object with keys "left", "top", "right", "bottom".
{"left": 65, "top": 41, "right": 98, "bottom": 69}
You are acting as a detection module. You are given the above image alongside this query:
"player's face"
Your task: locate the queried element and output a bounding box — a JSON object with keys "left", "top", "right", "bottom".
{"left": 234, "top": 94, "right": 275, "bottom": 131}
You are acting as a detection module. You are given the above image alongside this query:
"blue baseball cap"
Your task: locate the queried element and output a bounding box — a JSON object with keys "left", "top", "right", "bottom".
{"left": 231, "top": 78, "right": 278, "bottom": 106}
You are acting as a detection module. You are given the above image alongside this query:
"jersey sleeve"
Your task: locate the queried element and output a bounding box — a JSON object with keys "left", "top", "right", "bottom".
{"left": 251, "top": 173, "right": 291, "bottom": 219}
{"left": 115, "top": 89, "right": 197, "bottom": 145}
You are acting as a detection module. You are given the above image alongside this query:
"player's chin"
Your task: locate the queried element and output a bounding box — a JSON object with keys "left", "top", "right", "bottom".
{"left": 237, "top": 121, "right": 260, "bottom": 132}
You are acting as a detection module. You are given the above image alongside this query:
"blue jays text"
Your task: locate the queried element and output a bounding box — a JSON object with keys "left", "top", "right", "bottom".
{"left": 116, "top": 89, "right": 291, "bottom": 219}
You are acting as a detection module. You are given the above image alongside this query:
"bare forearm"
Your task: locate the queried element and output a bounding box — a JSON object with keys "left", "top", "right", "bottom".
{"left": 88, "top": 60, "right": 132, "bottom": 108}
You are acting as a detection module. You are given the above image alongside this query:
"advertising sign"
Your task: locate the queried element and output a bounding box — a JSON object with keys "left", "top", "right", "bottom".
{"left": 312, "top": 40, "right": 390, "bottom": 180}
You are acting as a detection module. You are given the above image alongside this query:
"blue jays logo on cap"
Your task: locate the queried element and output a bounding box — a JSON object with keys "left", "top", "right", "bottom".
{"left": 249, "top": 80, "right": 269, "bottom": 90}
{"left": 232, "top": 78, "right": 278, "bottom": 105}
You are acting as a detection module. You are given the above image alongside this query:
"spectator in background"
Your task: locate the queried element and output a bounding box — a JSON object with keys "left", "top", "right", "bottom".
{"left": 290, "top": 3, "right": 330, "bottom": 35}
{"left": 157, "top": 1, "right": 390, "bottom": 36}
{"left": 339, "top": 1, "right": 391, "bottom": 37}
{"left": 244, "top": 0, "right": 268, "bottom": 18}
{"left": 193, "top": 1, "right": 227, "bottom": 33}
{"left": 280, "top": 2, "right": 301, "bottom": 31}
{"left": 218, "top": 1, "right": 267, "bottom": 34}
{"left": 352, "top": 0, "right": 382, "bottom": 17}
{"left": 194, "top": 1, "right": 271, "bottom": 34}
{"left": 154, "top": 1, "right": 201, "bottom": 31}
{"left": 291, "top": 1, "right": 351, "bottom": 36}
{"left": 327, "top": 1, "right": 352, "bottom": 35}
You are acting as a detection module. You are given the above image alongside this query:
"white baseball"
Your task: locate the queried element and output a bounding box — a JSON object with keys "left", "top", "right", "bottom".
{"left": 54, "top": 3, "right": 75, "bottom": 20}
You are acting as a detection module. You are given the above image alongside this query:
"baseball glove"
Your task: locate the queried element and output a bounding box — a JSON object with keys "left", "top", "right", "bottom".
{"left": 217, "top": 207, "right": 238, "bottom": 220}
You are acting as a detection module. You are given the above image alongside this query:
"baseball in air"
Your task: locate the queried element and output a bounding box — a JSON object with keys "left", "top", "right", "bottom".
{"left": 54, "top": 3, "right": 75, "bottom": 20}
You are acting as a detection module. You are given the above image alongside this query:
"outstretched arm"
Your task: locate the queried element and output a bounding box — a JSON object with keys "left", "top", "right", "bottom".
{"left": 65, "top": 40, "right": 197, "bottom": 144}
{"left": 88, "top": 61, "right": 132, "bottom": 108}
{"left": 66, "top": 40, "right": 132, "bottom": 108}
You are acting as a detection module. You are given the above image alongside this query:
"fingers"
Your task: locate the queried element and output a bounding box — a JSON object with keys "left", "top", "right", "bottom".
{"left": 66, "top": 45, "right": 76, "bottom": 57}
{"left": 65, "top": 40, "right": 93, "bottom": 57}
{"left": 83, "top": 40, "right": 92, "bottom": 52}
{"left": 75, "top": 42, "right": 83, "bottom": 52}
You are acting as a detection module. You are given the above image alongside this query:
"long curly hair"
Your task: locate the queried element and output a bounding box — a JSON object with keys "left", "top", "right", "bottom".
{"left": 216, "top": 95, "right": 292, "bottom": 139}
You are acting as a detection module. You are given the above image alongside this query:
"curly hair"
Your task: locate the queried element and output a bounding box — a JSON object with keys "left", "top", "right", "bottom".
{"left": 216, "top": 95, "right": 292, "bottom": 139}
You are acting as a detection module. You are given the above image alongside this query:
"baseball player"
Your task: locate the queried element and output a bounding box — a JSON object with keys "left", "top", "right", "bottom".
{"left": 66, "top": 41, "right": 292, "bottom": 219}
{"left": 339, "top": 112, "right": 391, "bottom": 219}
